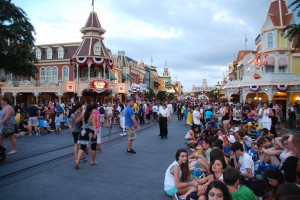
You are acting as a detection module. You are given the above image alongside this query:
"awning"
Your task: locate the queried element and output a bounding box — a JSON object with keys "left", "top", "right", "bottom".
{"left": 109, "top": 69, "right": 117, "bottom": 80}
{"left": 266, "top": 56, "right": 275, "bottom": 66}
{"left": 122, "top": 72, "right": 133, "bottom": 79}
{"left": 278, "top": 57, "right": 288, "bottom": 66}
{"left": 154, "top": 80, "right": 160, "bottom": 85}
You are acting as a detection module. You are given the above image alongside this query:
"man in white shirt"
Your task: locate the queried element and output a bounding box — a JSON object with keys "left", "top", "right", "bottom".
{"left": 231, "top": 142, "right": 254, "bottom": 180}
{"left": 192, "top": 105, "right": 201, "bottom": 132}
{"left": 167, "top": 102, "right": 173, "bottom": 121}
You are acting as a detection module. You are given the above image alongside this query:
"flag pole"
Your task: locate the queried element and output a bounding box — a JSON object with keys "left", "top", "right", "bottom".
{"left": 245, "top": 34, "right": 247, "bottom": 50}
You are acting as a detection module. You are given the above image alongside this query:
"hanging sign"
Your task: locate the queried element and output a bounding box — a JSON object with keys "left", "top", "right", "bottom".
{"left": 65, "top": 82, "right": 76, "bottom": 93}
{"left": 90, "top": 80, "right": 108, "bottom": 92}
{"left": 253, "top": 73, "right": 262, "bottom": 79}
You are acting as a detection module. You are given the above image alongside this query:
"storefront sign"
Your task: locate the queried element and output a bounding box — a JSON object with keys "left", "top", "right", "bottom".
{"left": 65, "top": 82, "right": 76, "bottom": 92}
{"left": 90, "top": 80, "right": 108, "bottom": 92}
{"left": 253, "top": 73, "right": 262, "bottom": 79}
{"left": 117, "top": 83, "right": 125, "bottom": 93}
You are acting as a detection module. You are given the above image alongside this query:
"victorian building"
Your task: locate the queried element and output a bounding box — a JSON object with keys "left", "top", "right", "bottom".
{"left": 1, "top": 7, "right": 167, "bottom": 104}
{"left": 224, "top": 0, "right": 300, "bottom": 116}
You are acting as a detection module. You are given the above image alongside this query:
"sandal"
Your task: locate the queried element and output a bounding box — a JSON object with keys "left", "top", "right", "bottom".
{"left": 75, "top": 160, "right": 80, "bottom": 169}
{"left": 90, "top": 161, "right": 98, "bottom": 165}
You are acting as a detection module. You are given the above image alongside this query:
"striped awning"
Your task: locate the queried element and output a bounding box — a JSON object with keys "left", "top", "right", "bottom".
{"left": 278, "top": 58, "right": 288, "bottom": 66}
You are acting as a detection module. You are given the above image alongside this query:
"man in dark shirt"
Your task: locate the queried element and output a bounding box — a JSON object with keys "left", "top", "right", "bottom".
{"left": 27, "top": 101, "right": 39, "bottom": 136}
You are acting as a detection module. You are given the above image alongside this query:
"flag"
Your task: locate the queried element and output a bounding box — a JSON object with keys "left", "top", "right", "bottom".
{"left": 245, "top": 34, "right": 247, "bottom": 43}
{"left": 151, "top": 56, "right": 153, "bottom": 64}
{"left": 91, "top": 0, "right": 94, "bottom": 6}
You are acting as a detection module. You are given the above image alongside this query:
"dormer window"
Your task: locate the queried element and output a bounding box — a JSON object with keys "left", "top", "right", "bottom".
{"left": 58, "top": 46, "right": 64, "bottom": 59}
{"left": 36, "top": 48, "right": 41, "bottom": 60}
{"left": 93, "top": 42, "right": 101, "bottom": 56}
{"left": 46, "top": 47, "right": 53, "bottom": 59}
{"left": 267, "top": 33, "right": 273, "bottom": 48}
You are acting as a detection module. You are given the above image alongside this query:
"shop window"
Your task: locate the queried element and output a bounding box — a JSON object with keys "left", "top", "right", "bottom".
{"left": 265, "top": 65, "right": 274, "bottom": 73}
{"left": 267, "top": 33, "right": 273, "bottom": 49}
{"left": 62, "top": 66, "right": 69, "bottom": 81}
{"left": 279, "top": 66, "right": 287, "bottom": 73}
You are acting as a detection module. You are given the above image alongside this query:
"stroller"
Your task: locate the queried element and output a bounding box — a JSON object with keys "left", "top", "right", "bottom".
{"left": 0, "top": 145, "right": 6, "bottom": 162}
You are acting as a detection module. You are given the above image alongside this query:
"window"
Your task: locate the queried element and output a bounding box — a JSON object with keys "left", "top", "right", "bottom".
{"left": 36, "top": 48, "right": 42, "bottom": 60}
{"left": 58, "top": 46, "right": 64, "bottom": 59}
{"left": 46, "top": 47, "right": 53, "bottom": 59}
{"left": 93, "top": 42, "right": 101, "bottom": 55}
{"left": 279, "top": 66, "right": 287, "bottom": 72}
{"left": 62, "top": 66, "right": 69, "bottom": 81}
{"left": 52, "top": 67, "right": 58, "bottom": 83}
{"left": 267, "top": 33, "right": 273, "bottom": 49}
{"left": 265, "top": 65, "right": 274, "bottom": 73}
{"left": 46, "top": 67, "right": 52, "bottom": 81}
{"left": 40, "top": 68, "right": 46, "bottom": 82}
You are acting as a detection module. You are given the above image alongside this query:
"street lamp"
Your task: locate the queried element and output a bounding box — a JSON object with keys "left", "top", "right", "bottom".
{"left": 109, "top": 83, "right": 114, "bottom": 104}
{"left": 215, "top": 81, "right": 221, "bottom": 100}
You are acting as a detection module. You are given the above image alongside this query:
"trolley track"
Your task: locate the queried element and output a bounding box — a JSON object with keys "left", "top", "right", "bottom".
{"left": 0, "top": 123, "right": 157, "bottom": 182}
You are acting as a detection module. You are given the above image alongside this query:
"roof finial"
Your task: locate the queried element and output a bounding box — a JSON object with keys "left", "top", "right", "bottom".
{"left": 91, "top": 0, "right": 94, "bottom": 12}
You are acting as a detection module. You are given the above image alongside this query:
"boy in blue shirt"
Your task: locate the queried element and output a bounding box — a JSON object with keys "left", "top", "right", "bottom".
{"left": 125, "top": 99, "right": 140, "bottom": 154}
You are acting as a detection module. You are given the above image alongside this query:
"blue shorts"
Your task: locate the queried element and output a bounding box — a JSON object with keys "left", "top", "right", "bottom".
{"left": 165, "top": 186, "right": 178, "bottom": 196}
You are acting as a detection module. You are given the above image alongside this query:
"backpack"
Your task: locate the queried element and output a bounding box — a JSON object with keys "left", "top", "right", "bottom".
{"left": 99, "top": 106, "right": 105, "bottom": 114}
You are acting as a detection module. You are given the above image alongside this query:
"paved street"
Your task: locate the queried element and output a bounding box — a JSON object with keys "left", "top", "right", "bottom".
{"left": 0, "top": 116, "right": 188, "bottom": 200}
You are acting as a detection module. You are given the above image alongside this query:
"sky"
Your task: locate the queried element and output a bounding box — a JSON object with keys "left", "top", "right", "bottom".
{"left": 12, "top": 0, "right": 297, "bottom": 92}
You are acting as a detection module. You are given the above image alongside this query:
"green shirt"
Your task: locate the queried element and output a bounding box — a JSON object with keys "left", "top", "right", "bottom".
{"left": 230, "top": 186, "right": 257, "bottom": 200}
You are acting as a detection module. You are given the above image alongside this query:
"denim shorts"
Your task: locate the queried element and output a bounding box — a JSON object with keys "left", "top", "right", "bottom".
{"left": 165, "top": 186, "right": 178, "bottom": 196}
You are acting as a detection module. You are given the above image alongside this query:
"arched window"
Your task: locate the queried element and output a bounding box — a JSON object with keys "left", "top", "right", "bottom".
{"left": 62, "top": 66, "right": 69, "bottom": 81}
{"left": 267, "top": 33, "right": 273, "bottom": 49}
{"left": 58, "top": 46, "right": 65, "bottom": 59}
{"left": 46, "top": 47, "right": 53, "bottom": 59}
{"left": 46, "top": 67, "right": 52, "bottom": 81}
{"left": 36, "top": 48, "right": 42, "bottom": 60}
{"left": 40, "top": 67, "right": 46, "bottom": 82}
{"left": 93, "top": 42, "right": 101, "bottom": 55}
{"left": 52, "top": 67, "right": 58, "bottom": 83}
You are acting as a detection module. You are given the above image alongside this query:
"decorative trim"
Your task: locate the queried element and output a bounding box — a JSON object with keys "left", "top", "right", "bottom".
{"left": 276, "top": 85, "right": 289, "bottom": 92}
{"left": 92, "top": 57, "right": 105, "bottom": 66}
{"left": 249, "top": 85, "right": 260, "bottom": 92}
{"left": 74, "top": 57, "right": 87, "bottom": 66}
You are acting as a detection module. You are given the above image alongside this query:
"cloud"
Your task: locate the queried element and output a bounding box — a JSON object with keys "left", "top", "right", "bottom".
{"left": 13, "top": 0, "right": 287, "bottom": 92}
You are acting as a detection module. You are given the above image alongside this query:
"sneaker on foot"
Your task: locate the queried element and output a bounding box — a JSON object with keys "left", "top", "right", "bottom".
{"left": 127, "top": 149, "right": 136, "bottom": 154}
{"left": 120, "top": 133, "right": 124, "bottom": 136}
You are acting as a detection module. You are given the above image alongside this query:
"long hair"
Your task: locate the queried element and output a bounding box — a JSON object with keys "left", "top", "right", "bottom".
{"left": 209, "top": 156, "right": 227, "bottom": 177}
{"left": 175, "top": 148, "right": 190, "bottom": 182}
{"left": 205, "top": 180, "right": 232, "bottom": 200}
{"left": 84, "top": 104, "right": 93, "bottom": 124}
{"left": 265, "top": 168, "right": 285, "bottom": 197}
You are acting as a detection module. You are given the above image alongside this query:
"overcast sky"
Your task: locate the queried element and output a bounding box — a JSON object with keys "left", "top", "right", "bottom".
{"left": 12, "top": 0, "right": 296, "bottom": 91}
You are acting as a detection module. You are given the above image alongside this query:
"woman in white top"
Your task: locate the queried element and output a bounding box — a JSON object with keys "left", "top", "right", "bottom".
{"left": 118, "top": 104, "right": 126, "bottom": 136}
{"left": 164, "top": 148, "right": 198, "bottom": 198}
{"left": 259, "top": 102, "right": 274, "bottom": 133}
{"left": 184, "top": 125, "right": 199, "bottom": 148}
{"left": 275, "top": 134, "right": 297, "bottom": 168}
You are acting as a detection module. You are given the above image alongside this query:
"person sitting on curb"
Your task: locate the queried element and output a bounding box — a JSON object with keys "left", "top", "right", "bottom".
{"left": 223, "top": 167, "right": 257, "bottom": 200}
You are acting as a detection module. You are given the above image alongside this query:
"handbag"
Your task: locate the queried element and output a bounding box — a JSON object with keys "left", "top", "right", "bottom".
{"left": 3, "top": 123, "right": 15, "bottom": 135}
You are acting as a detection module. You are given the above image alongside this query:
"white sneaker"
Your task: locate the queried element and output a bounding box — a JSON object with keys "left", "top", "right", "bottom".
{"left": 120, "top": 133, "right": 124, "bottom": 136}
{"left": 123, "top": 132, "right": 127, "bottom": 136}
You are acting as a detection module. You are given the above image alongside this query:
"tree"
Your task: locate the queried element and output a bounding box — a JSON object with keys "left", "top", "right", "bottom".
{"left": 0, "top": 0, "right": 37, "bottom": 77}
{"left": 167, "top": 92, "right": 175, "bottom": 101}
{"left": 144, "top": 88, "right": 156, "bottom": 101}
{"left": 281, "top": 0, "right": 300, "bottom": 48}
{"left": 156, "top": 90, "right": 167, "bottom": 102}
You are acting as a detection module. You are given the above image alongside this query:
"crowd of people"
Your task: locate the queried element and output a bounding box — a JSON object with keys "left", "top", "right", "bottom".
{"left": 0, "top": 96, "right": 300, "bottom": 199}
{"left": 163, "top": 101, "right": 300, "bottom": 200}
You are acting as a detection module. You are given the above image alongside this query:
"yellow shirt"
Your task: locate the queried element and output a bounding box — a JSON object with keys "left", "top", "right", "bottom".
{"left": 15, "top": 113, "right": 21, "bottom": 125}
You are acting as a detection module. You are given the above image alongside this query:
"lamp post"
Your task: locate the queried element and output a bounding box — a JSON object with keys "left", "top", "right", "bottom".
{"left": 215, "top": 81, "right": 221, "bottom": 100}
{"left": 109, "top": 83, "right": 114, "bottom": 104}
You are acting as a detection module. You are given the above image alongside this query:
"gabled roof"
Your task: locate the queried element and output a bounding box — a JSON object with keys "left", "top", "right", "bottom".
{"left": 267, "top": 0, "right": 292, "bottom": 27}
{"left": 236, "top": 50, "right": 251, "bottom": 63}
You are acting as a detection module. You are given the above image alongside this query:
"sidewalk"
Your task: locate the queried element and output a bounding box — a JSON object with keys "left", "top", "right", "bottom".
{"left": 0, "top": 116, "right": 190, "bottom": 200}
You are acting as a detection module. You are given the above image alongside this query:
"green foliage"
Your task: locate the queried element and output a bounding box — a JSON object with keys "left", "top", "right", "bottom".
{"left": 208, "top": 89, "right": 216, "bottom": 98}
{"left": 0, "top": 0, "right": 37, "bottom": 77}
{"left": 281, "top": 0, "right": 300, "bottom": 48}
{"left": 167, "top": 92, "right": 175, "bottom": 101}
{"left": 144, "top": 88, "right": 156, "bottom": 101}
{"left": 156, "top": 90, "right": 167, "bottom": 101}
